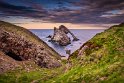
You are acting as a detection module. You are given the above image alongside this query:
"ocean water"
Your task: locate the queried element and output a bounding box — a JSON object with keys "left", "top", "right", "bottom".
{"left": 30, "top": 29, "right": 104, "bottom": 57}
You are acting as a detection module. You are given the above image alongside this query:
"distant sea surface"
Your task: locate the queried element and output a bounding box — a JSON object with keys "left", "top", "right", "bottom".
{"left": 30, "top": 29, "right": 104, "bottom": 57}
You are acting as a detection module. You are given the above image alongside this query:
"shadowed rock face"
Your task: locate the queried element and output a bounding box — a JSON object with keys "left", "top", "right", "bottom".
{"left": 0, "top": 51, "right": 20, "bottom": 74}
{"left": 0, "top": 21, "right": 61, "bottom": 68}
{"left": 51, "top": 27, "right": 71, "bottom": 46}
{"left": 59, "top": 25, "right": 79, "bottom": 41}
{"left": 51, "top": 25, "right": 79, "bottom": 46}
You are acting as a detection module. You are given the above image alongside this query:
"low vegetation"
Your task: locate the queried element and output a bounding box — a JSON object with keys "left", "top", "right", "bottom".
{"left": 0, "top": 23, "right": 124, "bottom": 83}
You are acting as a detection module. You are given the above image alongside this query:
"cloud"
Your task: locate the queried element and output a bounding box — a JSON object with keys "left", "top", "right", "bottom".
{"left": 0, "top": 1, "right": 48, "bottom": 19}
{"left": 100, "top": 9, "right": 124, "bottom": 18}
{"left": 0, "top": 0, "right": 124, "bottom": 24}
{"left": 44, "top": 0, "right": 124, "bottom": 24}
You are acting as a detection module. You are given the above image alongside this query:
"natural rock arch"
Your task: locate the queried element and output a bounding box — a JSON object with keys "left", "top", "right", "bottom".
{"left": 50, "top": 25, "right": 79, "bottom": 46}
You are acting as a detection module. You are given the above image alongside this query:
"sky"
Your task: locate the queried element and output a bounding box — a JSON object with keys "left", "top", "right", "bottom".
{"left": 0, "top": 0, "right": 124, "bottom": 29}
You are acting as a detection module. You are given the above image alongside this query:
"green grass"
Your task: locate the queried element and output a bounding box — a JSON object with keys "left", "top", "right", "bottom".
{"left": 0, "top": 23, "right": 124, "bottom": 83}
{"left": 43, "top": 24, "right": 124, "bottom": 83}
{"left": 0, "top": 65, "right": 66, "bottom": 83}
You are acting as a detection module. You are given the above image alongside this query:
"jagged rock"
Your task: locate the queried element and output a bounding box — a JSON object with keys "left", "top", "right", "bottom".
{"left": 0, "top": 21, "right": 61, "bottom": 69}
{"left": 50, "top": 25, "right": 79, "bottom": 46}
{"left": 46, "top": 35, "right": 52, "bottom": 38}
{"left": 59, "top": 25, "right": 79, "bottom": 41}
{"left": 51, "top": 27, "right": 71, "bottom": 46}
{"left": 66, "top": 50, "right": 71, "bottom": 55}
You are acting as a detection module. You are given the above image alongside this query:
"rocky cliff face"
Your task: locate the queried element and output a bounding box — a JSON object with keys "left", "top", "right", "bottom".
{"left": 50, "top": 25, "right": 79, "bottom": 46}
{"left": 51, "top": 27, "right": 71, "bottom": 46}
{"left": 0, "top": 21, "right": 61, "bottom": 69}
{"left": 0, "top": 51, "right": 20, "bottom": 74}
{"left": 0, "top": 22, "right": 124, "bottom": 83}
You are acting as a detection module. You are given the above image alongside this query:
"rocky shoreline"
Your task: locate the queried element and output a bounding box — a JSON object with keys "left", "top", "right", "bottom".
{"left": 0, "top": 21, "right": 124, "bottom": 83}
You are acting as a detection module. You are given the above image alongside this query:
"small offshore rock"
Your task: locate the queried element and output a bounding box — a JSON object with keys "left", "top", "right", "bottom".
{"left": 50, "top": 25, "right": 79, "bottom": 46}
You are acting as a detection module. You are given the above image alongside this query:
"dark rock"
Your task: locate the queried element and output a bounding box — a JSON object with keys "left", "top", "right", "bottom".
{"left": 51, "top": 27, "right": 71, "bottom": 46}
{"left": 66, "top": 50, "right": 71, "bottom": 55}
{"left": 48, "top": 40, "right": 52, "bottom": 42}
{"left": 50, "top": 25, "right": 79, "bottom": 46}
{"left": 59, "top": 25, "right": 79, "bottom": 41}
{"left": 119, "top": 22, "right": 124, "bottom": 26}
{"left": 47, "top": 35, "right": 52, "bottom": 38}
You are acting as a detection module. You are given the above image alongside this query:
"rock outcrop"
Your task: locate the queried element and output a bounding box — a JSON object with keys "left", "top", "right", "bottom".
{"left": 51, "top": 27, "right": 71, "bottom": 46}
{"left": 0, "top": 51, "right": 20, "bottom": 74}
{"left": 50, "top": 25, "right": 79, "bottom": 46}
{"left": 0, "top": 21, "right": 61, "bottom": 69}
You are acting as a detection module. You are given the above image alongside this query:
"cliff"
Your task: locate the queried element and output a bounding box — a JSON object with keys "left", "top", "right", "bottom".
{"left": 0, "top": 23, "right": 124, "bottom": 83}
{"left": 0, "top": 21, "right": 61, "bottom": 70}
{"left": 50, "top": 25, "right": 79, "bottom": 46}
{"left": 47, "top": 23, "right": 124, "bottom": 82}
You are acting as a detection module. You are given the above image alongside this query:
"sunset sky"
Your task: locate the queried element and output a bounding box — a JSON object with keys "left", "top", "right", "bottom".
{"left": 0, "top": 0, "right": 124, "bottom": 29}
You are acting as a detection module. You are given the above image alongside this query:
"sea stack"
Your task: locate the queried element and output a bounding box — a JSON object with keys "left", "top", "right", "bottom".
{"left": 50, "top": 25, "right": 79, "bottom": 46}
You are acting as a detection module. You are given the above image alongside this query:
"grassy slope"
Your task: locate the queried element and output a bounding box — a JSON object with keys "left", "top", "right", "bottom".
{"left": 0, "top": 65, "right": 66, "bottom": 83}
{"left": 44, "top": 24, "right": 124, "bottom": 83}
{"left": 0, "top": 23, "right": 124, "bottom": 83}
{"left": 0, "top": 20, "right": 64, "bottom": 83}
{"left": 0, "top": 50, "right": 66, "bottom": 83}
{"left": 0, "top": 21, "right": 60, "bottom": 59}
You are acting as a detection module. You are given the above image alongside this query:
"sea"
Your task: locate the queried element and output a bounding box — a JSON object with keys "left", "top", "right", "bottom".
{"left": 30, "top": 29, "right": 105, "bottom": 57}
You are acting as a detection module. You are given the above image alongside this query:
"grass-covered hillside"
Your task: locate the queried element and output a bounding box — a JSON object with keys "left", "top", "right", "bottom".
{"left": 46, "top": 23, "right": 124, "bottom": 83}
{"left": 0, "top": 23, "right": 124, "bottom": 83}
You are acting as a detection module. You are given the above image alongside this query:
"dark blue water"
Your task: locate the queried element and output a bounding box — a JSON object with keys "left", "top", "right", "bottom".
{"left": 30, "top": 29, "right": 104, "bottom": 57}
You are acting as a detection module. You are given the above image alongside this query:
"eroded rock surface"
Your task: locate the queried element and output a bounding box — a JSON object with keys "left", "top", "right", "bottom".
{"left": 50, "top": 25, "right": 79, "bottom": 46}
{"left": 0, "top": 51, "right": 20, "bottom": 74}
{"left": 0, "top": 21, "right": 61, "bottom": 69}
{"left": 51, "top": 27, "right": 71, "bottom": 46}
